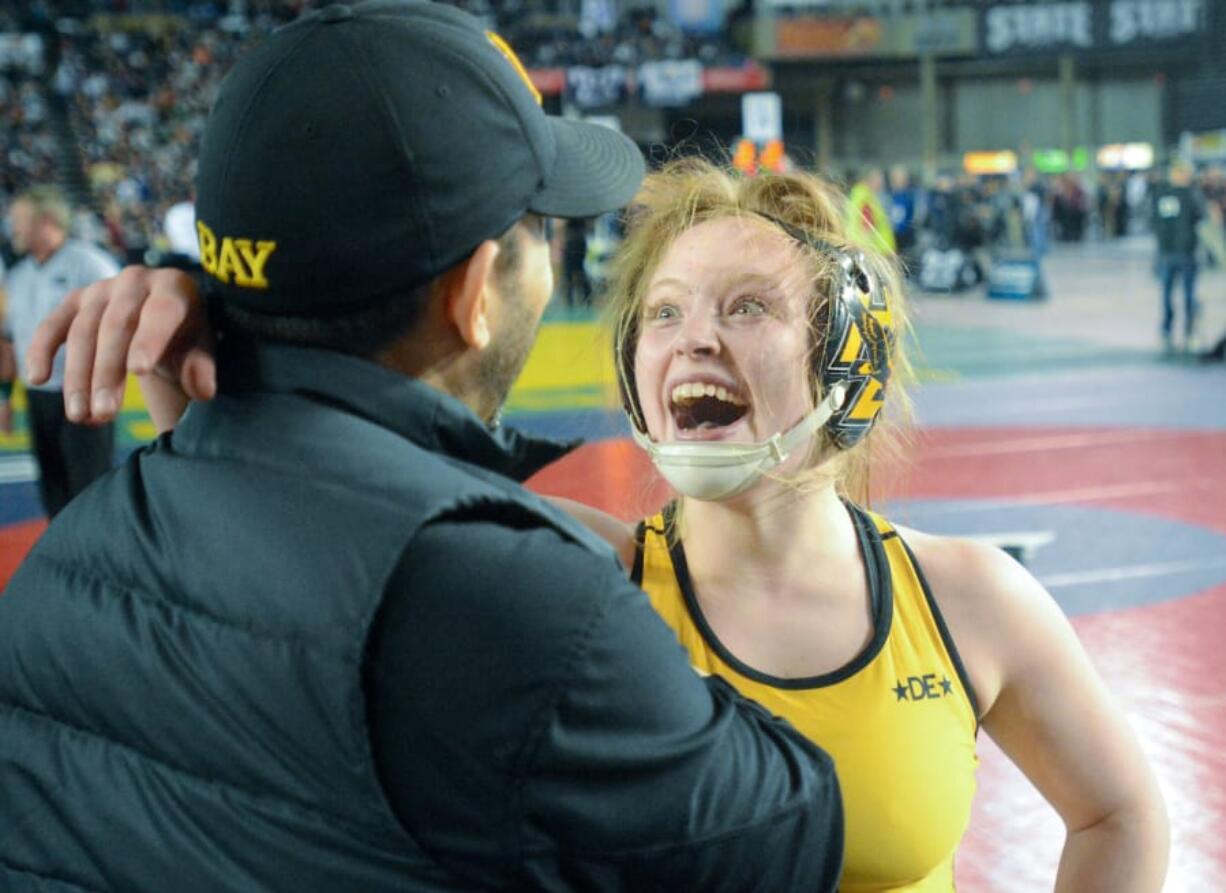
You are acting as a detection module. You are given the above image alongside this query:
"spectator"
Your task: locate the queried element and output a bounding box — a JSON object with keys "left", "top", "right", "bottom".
{"left": 1, "top": 184, "right": 119, "bottom": 516}
{"left": 1151, "top": 161, "right": 1204, "bottom": 354}
{"left": 887, "top": 164, "right": 919, "bottom": 270}
{"left": 562, "top": 216, "right": 592, "bottom": 307}
{"left": 846, "top": 167, "right": 895, "bottom": 254}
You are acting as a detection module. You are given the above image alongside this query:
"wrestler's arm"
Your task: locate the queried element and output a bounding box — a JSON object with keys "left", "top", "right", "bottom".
{"left": 904, "top": 528, "right": 1169, "bottom": 892}
{"left": 544, "top": 495, "right": 636, "bottom": 569}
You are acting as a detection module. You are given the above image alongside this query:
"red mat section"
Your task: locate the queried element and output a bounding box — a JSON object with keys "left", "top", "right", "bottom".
{"left": 907, "top": 427, "right": 1226, "bottom": 534}
{"left": 0, "top": 519, "right": 47, "bottom": 590}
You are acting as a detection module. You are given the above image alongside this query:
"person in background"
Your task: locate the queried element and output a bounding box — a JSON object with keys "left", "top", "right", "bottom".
{"left": 1151, "top": 160, "right": 1204, "bottom": 354}
{"left": 887, "top": 164, "right": 919, "bottom": 273}
{"left": 562, "top": 216, "right": 592, "bottom": 307}
{"left": 846, "top": 167, "right": 896, "bottom": 255}
{"left": 161, "top": 186, "right": 202, "bottom": 270}
{"left": 0, "top": 184, "right": 119, "bottom": 516}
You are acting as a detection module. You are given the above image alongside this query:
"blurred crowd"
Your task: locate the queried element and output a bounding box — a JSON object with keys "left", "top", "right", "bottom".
{"left": 1, "top": 0, "right": 745, "bottom": 261}
{"left": 4, "top": 1, "right": 1226, "bottom": 298}
{"left": 853, "top": 164, "right": 1226, "bottom": 292}
{"left": 0, "top": 72, "right": 57, "bottom": 205}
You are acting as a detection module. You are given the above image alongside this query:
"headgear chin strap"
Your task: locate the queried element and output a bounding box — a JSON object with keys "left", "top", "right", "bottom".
{"left": 631, "top": 384, "right": 847, "bottom": 501}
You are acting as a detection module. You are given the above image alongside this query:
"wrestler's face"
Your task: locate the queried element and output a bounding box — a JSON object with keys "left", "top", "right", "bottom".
{"left": 475, "top": 214, "right": 554, "bottom": 421}
{"left": 633, "top": 216, "right": 815, "bottom": 448}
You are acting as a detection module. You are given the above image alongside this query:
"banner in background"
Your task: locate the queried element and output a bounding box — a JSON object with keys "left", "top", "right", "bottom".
{"left": 770, "top": 10, "right": 977, "bottom": 59}
{"left": 981, "top": 0, "right": 1205, "bottom": 56}
{"left": 774, "top": 16, "right": 884, "bottom": 58}
{"left": 567, "top": 65, "right": 628, "bottom": 109}
{"left": 639, "top": 60, "right": 704, "bottom": 107}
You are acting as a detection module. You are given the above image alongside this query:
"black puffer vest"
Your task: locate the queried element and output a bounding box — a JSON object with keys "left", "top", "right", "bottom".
{"left": 0, "top": 343, "right": 600, "bottom": 891}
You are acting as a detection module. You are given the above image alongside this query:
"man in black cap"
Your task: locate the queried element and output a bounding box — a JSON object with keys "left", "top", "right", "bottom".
{"left": 0, "top": 3, "right": 843, "bottom": 890}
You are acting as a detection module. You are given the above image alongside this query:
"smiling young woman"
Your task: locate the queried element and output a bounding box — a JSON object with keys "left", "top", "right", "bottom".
{"left": 590, "top": 157, "right": 1168, "bottom": 893}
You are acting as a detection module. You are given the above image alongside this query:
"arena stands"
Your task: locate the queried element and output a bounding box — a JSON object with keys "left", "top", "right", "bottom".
{"left": 0, "top": 0, "right": 748, "bottom": 261}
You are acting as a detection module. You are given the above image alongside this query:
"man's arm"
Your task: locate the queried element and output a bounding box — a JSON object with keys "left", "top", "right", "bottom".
{"left": 366, "top": 513, "right": 843, "bottom": 891}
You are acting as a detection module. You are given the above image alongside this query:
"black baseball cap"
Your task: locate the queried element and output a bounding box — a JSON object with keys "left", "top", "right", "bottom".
{"left": 194, "top": 0, "right": 645, "bottom": 315}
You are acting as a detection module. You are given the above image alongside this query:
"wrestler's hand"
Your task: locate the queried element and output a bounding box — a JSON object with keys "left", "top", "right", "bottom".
{"left": 26, "top": 266, "right": 216, "bottom": 432}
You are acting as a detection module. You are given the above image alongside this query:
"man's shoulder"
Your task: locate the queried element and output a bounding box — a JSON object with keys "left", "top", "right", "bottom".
{"left": 404, "top": 508, "right": 628, "bottom": 608}
{"left": 413, "top": 499, "right": 615, "bottom": 566}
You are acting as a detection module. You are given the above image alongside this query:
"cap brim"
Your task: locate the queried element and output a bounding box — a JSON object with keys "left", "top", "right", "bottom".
{"left": 529, "top": 118, "right": 646, "bottom": 219}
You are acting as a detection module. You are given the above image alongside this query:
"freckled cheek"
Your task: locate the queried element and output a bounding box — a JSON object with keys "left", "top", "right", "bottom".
{"left": 740, "top": 336, "right": 812, "bottom": 421}
{"left": 632, "top": 335, "right": 672, "bottom": 434}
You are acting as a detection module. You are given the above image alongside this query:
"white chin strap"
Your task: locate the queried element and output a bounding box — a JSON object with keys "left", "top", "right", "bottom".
{"left": 631, "top": 384, "right": 847, "bottom": 502}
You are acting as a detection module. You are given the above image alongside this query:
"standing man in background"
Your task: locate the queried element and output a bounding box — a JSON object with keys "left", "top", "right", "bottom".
{"left": 562, "top": 217, "right": 592, "bottom": 307}
{"left": 887, "top": 165, "right": 919, "bottom": 271}
{"left": 0, "top": 185, "right": 119, "bottom": 516}
{"left": 1151, "top": 161, "right": 1204, "bottom": 354}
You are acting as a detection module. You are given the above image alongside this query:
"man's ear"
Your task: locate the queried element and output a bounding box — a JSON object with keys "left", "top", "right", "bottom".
{"left": 441, "top": 239, "right": 500, "bottom": 350}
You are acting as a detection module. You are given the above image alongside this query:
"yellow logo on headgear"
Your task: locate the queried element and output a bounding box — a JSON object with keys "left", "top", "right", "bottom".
{"left": 486, "top": 31, "right": 542, "bottom": 106}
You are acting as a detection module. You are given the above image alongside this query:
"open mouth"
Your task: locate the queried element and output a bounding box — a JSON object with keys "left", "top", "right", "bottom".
{"left": 670, "top": 381, "right": 749, "bottom": 432}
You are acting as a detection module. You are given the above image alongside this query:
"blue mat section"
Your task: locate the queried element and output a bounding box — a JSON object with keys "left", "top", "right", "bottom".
{"left": 885, "top": 499, "right": 1226, "bottom": 616}
{"left": 0, "top": 482, "right": 41, "bottom": 526}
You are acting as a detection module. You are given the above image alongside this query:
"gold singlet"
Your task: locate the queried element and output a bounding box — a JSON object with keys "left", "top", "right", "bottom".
{"left": 633, "top": 503, "right": 980, "bottom": 893}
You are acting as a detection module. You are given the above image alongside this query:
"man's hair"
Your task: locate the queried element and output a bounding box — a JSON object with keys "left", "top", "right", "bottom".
{"left": 219, "top": 220, "right": 525, "bottom": 358}
{"left": 16, "top": 185, "right": 72, "bottom": 232}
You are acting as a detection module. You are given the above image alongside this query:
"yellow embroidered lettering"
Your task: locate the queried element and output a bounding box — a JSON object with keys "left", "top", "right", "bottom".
{"left": 234, "top": 239, "right": 277, "bottom": 289}
{"left": 197, "top": 221, "right": 218, "bottom": 274}
{"left": 214, "top": 237, "right": 244, "bottom": 284}
{"left": 198, "top": 224, "right": 276, "bottom": 290}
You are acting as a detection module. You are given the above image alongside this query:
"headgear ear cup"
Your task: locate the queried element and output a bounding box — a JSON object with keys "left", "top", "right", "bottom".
{"left": 817, "top": 251, "right": 893, "bottom": 449}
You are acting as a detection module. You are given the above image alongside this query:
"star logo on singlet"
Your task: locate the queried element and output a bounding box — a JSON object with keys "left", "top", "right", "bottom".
{"left": 893, "top": 674, "right": 956, "bottom": 702}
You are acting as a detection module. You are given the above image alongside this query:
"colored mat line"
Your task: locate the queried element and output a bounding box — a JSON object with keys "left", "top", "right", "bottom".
{"left": 0, "top": 316, "right": 1166, "bottom": 457}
